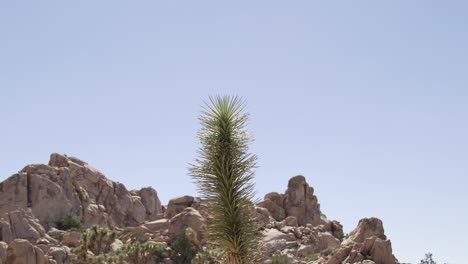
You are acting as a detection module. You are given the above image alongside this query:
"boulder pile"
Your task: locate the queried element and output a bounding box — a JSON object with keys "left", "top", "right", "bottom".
{"left": 0, "top": 153, "right": 399, "bottom": 264}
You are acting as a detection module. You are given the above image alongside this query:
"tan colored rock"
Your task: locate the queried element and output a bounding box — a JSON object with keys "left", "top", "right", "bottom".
{"left": 283, "top": 176, "right": 323, "bottom": 226}
{"left": 168, "top": 207, "right": 204, "bottom": 240}
{"left": 84, "top": 204, "right": 108, "bottom": 226}
{"left": 0, "top": 219, "right": 13, "bottom": 243}
{"left": 47, "top": 246, "right": 71, "bottom": 264}
{"left": 61, "top": 231, "right": 81, "bottom": 248}
{"left": 257, "top": 176, "right": 325, "bottom": 226}
{"left": 347, "top": 217, "right": 386, "bottom": 243}
{"left": 257, "top": 198, "right": 285, "bottom": 221}
{"left": 263, "top": 229, "right": 296, "bottom": 243}
{"left": 165, "top": 196, "right": 199, "bottom": 219}
{"left": 136, "top": 187, "right": 163, "bottom": 220}
{"left": 255, "top": 207, "right": 272, "bottom": 225}
{"left": 0, "top": 153, "right": 164, "bottom": 228}
{"left": 0, "top": 209, "right": 46, "bottom": 243}
{"left": 297, "top": 244, "right": 316, "bottom": 257}
{"left": 47, "top": 228, "right": 66, "bottom": 242}
{"left": 329, "top": 220, "right": 344, "bottom": 240}
{"left": 283, "top": 216, "right": 298, "bottom": 227}
{"left": 143, "top": 219, "right": 169, "bottom": 232}
{"left": 325, "top": 245, "right": 353, "bottom": 264}
{"left": 327, "top": 218, "right": 399, "bottom": 264}
{"left": 343, "top": 250, "right": 365, "bottom": 263}
{"left": 0, "top": 242, "right": 7, "bottom": 264}
{"left": 317, "top": 232, "right": 340, "bottom": 251}
{"left": 48, "top": 153, "right": 69, "bottom": 168}
{"left": 6, "top": 239, "right": 46, "bottom": 264}
{"left": 369, "top": 238, "right": 398, "bottom": 264}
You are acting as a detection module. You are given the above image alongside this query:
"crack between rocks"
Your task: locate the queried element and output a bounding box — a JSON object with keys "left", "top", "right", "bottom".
{"left": 72, "top": 181, "right": 86, "bottom": 217}
{"left": 26, "top": 173, "right": 32, "bottom": 208}
{"left": 8, "top": 213, "right": 15, "bottom": 239}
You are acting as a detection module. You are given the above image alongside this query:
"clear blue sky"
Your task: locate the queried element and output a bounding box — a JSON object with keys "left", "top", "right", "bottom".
{"left": 1, "top": 1, "right": 466, "bottom": 263}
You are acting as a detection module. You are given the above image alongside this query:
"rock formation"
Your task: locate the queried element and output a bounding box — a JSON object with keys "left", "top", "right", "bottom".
{"left": 317, "top": 218, "right": 399, "bottom": 264}
{"left": 258, "top": 175, "right": 327, "bottom": 226}
{"left": 0, "top": 153, "right": 400, "bottom": 264}
{"left": 0, "top": 153, "right": 163, "bottom": 229}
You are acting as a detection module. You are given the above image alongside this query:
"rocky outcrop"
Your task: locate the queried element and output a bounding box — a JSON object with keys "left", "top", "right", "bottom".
{"left": 0, "top": 242, "right": 7, "bottom": 264}
{"left": 46, "top": 246, "right": 72, "bottom": 264}
{"left": 0, "top": 154, "right": 400, "bottom": 264}
{"left": 164, "top": 195, "right": 201, "bottom": 219}
{"left": 0, "top": 209, "right": 49, "bottom": 244}
{"left": 0, "top": 153, "right": 163, "bottom": 229}
{"left": 6, "top": 239, "right": 46, "bottom": 264}
{"left": 319, "top": 217, "right": 399, "bottom": 264}
{"left": 345, "top": 217, "right": 387, "bottom": 244}
{"left": 258, "top": 175, "right": 328, "bottom": 226}
{"left": 168, "top": 207, "right": 205, "bottom": 240}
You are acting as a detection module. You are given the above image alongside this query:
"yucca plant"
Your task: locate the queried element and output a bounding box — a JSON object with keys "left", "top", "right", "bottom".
{"left": 190, "top": 95, "right": 261, "bottom": 263}
{"left": 73, "top": 225, "right": 118, "bottom": 263}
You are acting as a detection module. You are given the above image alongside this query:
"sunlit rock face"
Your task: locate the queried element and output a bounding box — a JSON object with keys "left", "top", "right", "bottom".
{"left": 0, "top": 153, "right": 163, "bottom": 229}
{"left": 0, "top": 154, "right": 399, "bottom": 264}
{"left": 258, "top": 175, "right": 328, "bottom": 226}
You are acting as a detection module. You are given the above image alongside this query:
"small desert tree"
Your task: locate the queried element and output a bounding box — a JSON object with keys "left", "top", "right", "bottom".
{"left": 190, "top": 95, "right": 261, "bottom": 263}
{"left": 419, "top": 253, "right": 448, "bottom": 264}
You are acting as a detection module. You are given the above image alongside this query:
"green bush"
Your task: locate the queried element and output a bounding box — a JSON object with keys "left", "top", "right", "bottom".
{"left": 120, "top": 233, "right": 169, "bottom": 263}
{"left": 192, "top": 247, "right": 224, "bottom": 264}
{"left": 73, "top": 225, "right": 117, "bottom": 263}
{"left": 57, "top": 214, "right": 84, "bottom": 231}
{"left": 170, "top": 227, "right": 199, "bottom": 264}
{"left": 306, "top": 253, "right": 320, "bottom": 261}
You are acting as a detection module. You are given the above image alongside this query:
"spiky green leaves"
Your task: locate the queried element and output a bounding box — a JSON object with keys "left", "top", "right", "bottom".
{"left": 190, "top": 95, "right": 261, "bottom": 263}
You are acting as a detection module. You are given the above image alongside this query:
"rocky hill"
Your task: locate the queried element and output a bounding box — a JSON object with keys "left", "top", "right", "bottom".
{"left": 0, "top": 153, "right": 399, "bottom": 264}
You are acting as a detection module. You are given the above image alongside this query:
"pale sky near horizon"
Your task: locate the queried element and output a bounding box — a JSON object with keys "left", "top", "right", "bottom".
{"left": 1, "top": 1, "right": 467, "bottom": 263}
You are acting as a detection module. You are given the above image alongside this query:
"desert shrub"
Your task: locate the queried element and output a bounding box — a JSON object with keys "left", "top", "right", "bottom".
{"left": 268, "top": 251, "right": 292, "bottom": 264}
{"left": 57, "top": 214, "right": 83, "bottom": 231}
{"left": 419, "top": 253, "right": 445, "bottom": 264}
{"left": 306, "top": 253, "right": 320, "bottom": 261}
{"left": 73, "top": 225, "right": 117, "bottom": 263}
{"left": 192, "top": 247, "right": 224, "bottom": 264}
{"left": 120, "top": 233, "right": 169, "bottom": 263}
{"left": 170, "top": 227, "right": 199, "bottom": 264}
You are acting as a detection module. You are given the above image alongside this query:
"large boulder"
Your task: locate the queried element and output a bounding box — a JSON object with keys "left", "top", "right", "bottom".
{"left": 6, "top": 239, "right": 46, "bottom": 264}
{"left": 261, "top": 228, "right": 298, "bottom": 258}
{"left": 135, "top": 187, "right": 163, "bottom": 220}
{"left": 61, "top": 231, "right": 81, "bottom": 248}
{"left": 257, "top": 175, "right": 327, "bottom": 226}
{"left": 346, "top": 217, "right": 387, "bottom": 244}
{"left": 0, "top": 153, "right": 163, "bottom": 228}
{"left": 283, "top": 176, "right": 323, "bottom": 226}
{"left": 0, "top": 242, "right": 7, "bottom": 264}
{"left": 257, "top": 196, "right": 286, "bottom": 221}
{"left": 168, "top": 207, "right": 204, "bottom": 240}
{"left": 323, "top": 218, "right": 398, "bottom": 264}
{"left": 47, "top": 246, "right": 72, "bottom": 264}
{"left": 164, "top": 196, "right": 200, "bottom": 219}
{"left": 143, "top": 219, "right": 169, "bottom": 232}
{"left": 0, "top": 209, "right": 47, "bottom": 243}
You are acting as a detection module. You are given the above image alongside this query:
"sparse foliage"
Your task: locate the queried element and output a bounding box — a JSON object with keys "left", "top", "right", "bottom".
{"left": 190, "top": 95, "right": 261, "bottom": 263}
{"left": 120, "top": 233, "right": 169, "bottom": 263}
{"left": 193, "top": 246, "right": 224, "bottom": 264}
{"left": 73, "top": 225, "right": 117, "bottom": 263}
{"left": 57, "top": 214, "right": 84, "bottom": 231}
{"left": 419, "top": 253, "right": 448, "bottom": 264}
{"left": 268, "top": 251, "right": 292, "bottom": 264}
{"left": 170, "top": 227, "right": 199, "bottom": 264}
